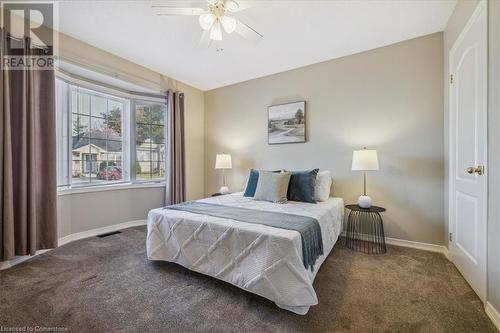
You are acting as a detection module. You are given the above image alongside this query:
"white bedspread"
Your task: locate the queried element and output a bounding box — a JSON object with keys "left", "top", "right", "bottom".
{"left": 146, "top": 193, "right": 344, "bottom": 315}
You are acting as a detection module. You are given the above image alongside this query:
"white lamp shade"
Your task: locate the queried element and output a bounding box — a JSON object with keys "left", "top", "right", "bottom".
{"left": 215, "top": 154, "right": 232, "bottom": 169}
{"left": 352, "top": 149, "right": 379, "bottom": 171}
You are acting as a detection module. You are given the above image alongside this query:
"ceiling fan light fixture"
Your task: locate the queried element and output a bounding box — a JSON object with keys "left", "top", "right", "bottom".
{"left": 220, "top": 15, "right": 237, "bottom": 34}
{"left": 225, "top": 0, "right": 239, "bottom": 12}
{"left": 199, "top": 12, "right": 216, "bottom": 30}
{"left": 209, "top": 20, "right": 223, "bottom": 40}
{"left": 207, "top": 0, "right": 219, "bottom": 4}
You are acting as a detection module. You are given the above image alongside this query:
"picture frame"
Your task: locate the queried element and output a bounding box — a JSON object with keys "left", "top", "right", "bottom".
{"left": 267, "top": 101, "right": 306, "bottom": 145}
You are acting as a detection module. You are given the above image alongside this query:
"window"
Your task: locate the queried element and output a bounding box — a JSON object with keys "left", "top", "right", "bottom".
{"left": 134, "top": 102, "right": 166, "bottom": 180}
{"left": 70, "top": 86, "right": 127, "bottom": 186}
{"left": 56, "top": 77, "right": 167, "bottom": 188}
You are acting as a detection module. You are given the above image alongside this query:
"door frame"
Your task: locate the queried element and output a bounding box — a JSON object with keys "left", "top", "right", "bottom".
{"left": 448, "top": 0, "right": 488, "bottom": 302}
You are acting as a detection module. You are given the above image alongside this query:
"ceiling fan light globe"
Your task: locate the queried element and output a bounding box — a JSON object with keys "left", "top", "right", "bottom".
{"left": 210, "top": 21, "right": 223, "bottom": 40}
{"left": 199, "top": 12, "right": 216, "bottom": 30}
{"left": 207, "top": 0, "right": 219, "bottom": 4}
{"left": 220, "top": 15, "right": 237, "bottom": 34}
{"left": 225, "top": 0, "right": 239, "bottom": 12}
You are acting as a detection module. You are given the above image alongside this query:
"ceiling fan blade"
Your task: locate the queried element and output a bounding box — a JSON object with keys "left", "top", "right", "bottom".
{"left": 226, "top": 0, "right": 272, "bottom": 13}
{"left": 152, "top": 7, "right": 205, "bottom": 16}
{"left": 200, "top": 30, "right": 212, "bottom": 48}
{"left": 234, "top": 20, "right": 263, "bottom": 43}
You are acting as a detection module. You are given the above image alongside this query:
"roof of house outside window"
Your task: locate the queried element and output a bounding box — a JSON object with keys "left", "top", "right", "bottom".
{"left": 72, "top": 130, "right": 122, "bottom": 152}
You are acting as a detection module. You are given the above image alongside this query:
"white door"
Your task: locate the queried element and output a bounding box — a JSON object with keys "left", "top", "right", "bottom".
{"left": 449, "top": 1, "right": 487, "bottom": 301}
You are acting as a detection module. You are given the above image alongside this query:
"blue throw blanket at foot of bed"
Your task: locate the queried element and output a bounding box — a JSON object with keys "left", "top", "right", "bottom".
{"left": 165, "top": 201, "right": 323, "bottom": 271}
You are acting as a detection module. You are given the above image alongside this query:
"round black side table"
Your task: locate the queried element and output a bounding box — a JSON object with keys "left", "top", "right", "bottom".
{"left": 345, "top": 204, "right": 387, "bottom": 254}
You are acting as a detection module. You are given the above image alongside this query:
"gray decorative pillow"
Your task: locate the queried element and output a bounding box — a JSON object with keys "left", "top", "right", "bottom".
{"left": 253, "top": 171, "right": 292, "bottom": 203}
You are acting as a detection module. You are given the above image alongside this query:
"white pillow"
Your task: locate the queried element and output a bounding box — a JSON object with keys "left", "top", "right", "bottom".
{"left": 315, "top": 170, "right": 332, "bottom": 201}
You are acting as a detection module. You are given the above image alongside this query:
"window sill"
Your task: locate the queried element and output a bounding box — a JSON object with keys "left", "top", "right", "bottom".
{"left": 57, "top": 182, "right": 166, "bottom": 196}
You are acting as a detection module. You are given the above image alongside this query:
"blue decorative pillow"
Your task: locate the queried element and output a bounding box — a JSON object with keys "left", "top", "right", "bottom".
{"left": 243, "top": 169, "right": 280, "bottom": 197}
{"left": 243, "top": 169, "right": 260, "bottom": 197}
{"left": 287, "top": 169, "right": 319, "bottom": 203}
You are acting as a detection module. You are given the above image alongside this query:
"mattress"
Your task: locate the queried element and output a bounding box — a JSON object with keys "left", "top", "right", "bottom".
{"left": 146, "top": 192, "right": 344, "bottom": 315}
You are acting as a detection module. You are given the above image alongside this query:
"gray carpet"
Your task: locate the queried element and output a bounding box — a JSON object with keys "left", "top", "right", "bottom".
{"left": 0, "top": 226, "right": 496, "bottom": 333}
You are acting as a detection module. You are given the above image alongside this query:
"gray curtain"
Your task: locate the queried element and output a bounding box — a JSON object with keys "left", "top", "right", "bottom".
{"left": 166, "top": 90, "right": 186, "bottom": 205}
{"left": 0, "top": 30, "right": 58, "bottom": 260}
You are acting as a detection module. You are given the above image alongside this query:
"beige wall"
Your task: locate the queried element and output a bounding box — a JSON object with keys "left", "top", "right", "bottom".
{"left": 57, "top": 187, "right": 165, "bottom": 237}
{"left": 178, "top": 80, "right": 206, "bottom": 200}
{"left": 205, "top": 33, "right": 445, "bottom": 245}
{"left": 56, "top": 32, "right": 205, "bottom": 238}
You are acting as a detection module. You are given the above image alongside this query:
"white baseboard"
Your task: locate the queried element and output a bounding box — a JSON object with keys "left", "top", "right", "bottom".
{"left": 0, "top": 219, "right": 147, "bottom": 270}
{"left": 442, "top": 246, "right": 450, "bottom": 260}
{"left": 0, "top": 249, "right": 53, "bottom": 270}
{"left": 486, "top": 302, "right": 500, "bottom": 331}
{"left": 341, "top": 232, "right": 449, "bottom": 258}
{"left": 58, "top": 219, "right": 147, "bottom": 246}
{"left": 385, "top": 236, "right": 448, "bottom": 256}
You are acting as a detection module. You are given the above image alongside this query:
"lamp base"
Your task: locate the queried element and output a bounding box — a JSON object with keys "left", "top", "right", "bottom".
{"left": 219, "top": 186, "right": 230, "bottom": 194}
{"left": 358, "top": 195, "right": 372, "bottom": 208}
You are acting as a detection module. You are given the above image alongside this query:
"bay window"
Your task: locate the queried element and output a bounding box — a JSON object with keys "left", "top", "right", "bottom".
{"left": 56, "top": 76, "right": 167, "bottom": 188}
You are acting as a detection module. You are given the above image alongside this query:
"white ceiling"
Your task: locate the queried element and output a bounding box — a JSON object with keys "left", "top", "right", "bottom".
{"left": 58, "top": 0, "right": 457, "bottom": 91}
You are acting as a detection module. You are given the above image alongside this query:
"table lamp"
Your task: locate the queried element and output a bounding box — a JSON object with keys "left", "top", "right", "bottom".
{"left": 352, "top": 147, "right": 379, "bottom": 208}
{"left": 215, "top": 153, "right": 232, "bottom": 194}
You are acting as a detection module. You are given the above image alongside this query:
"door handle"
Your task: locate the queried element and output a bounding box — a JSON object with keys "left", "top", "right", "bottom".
{"left": 466, "top": 165, "right": 484, "bottom": 175}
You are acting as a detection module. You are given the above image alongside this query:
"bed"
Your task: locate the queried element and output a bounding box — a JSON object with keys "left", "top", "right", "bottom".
{"left": 146, "top": 192, "right": 344, "bottom": 315}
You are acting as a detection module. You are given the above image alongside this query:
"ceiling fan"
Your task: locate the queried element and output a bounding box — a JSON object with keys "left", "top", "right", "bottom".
{"left": 152, "top": 0, "right": 265, "bottom": 46}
